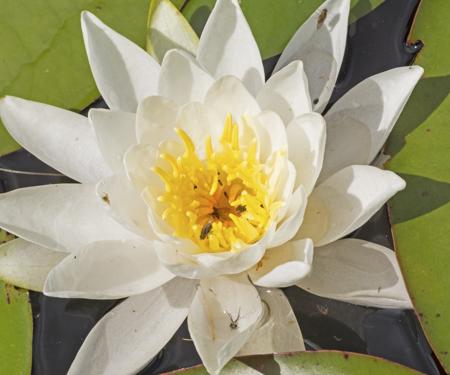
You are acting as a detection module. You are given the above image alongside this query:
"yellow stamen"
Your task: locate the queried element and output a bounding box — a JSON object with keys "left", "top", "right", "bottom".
{"left": 152, "top": 114, "right": 280, "bottom": 252}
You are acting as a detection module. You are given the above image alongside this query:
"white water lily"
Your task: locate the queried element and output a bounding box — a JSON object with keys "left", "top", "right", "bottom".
{"left": 0, "top": 0, "right": 423, "bottom": 374}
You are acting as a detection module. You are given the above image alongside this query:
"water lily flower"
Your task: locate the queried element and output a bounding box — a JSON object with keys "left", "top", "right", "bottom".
{"left": 0, "top": 0, "right": 423, "bottom": 374}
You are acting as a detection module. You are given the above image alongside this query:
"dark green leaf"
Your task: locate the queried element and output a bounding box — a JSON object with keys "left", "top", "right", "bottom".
{"left": 385, "top": 0, "right": 450, "bottom": 370}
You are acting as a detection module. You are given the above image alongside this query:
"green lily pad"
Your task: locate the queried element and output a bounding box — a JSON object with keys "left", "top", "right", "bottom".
{"left": 172, "top": 351, "right": 420, "bottom": 374}
{"left": 0, "top": 270, "right": 32, "bottom": 375}
{"left": 349, "top": 0, "right": 384, "bottom": 22}
{"left": 0, "top": 0, "right": 152, "bottom": 156}
{"left": 385, "top": 0, "right": 450, "bottom": 371}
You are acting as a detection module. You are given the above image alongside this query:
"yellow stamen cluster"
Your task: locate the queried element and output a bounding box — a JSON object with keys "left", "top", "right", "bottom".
{"left": 152, "top": 114, "right": 278, "bottom": 253}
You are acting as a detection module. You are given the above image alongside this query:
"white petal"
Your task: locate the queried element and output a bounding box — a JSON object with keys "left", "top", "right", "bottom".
{"left": 0, "top": 184, "right": 138, "bottom": 252}
{"left": 0, "top": 96, "right": 110, "bottom": 184}
{"left": 286, "top": 112, "right": 326, "bottom": 194}
{"left": 249, "top": 239, "right": 313, "bottom": 288}
{"left": 297, "top": 239, "right": 412, "bottom": 308}
{"left": 0, "top": 238, "right": 66, "bottom": 292}
{"left": 89, "top": 109, "right": 136, "bottom": 173}
{"left": 295, "top": 165, "right": 405, "bottom": 247}
{"left": 68, "top": 277, "right": 197, "bottom": 375}
{"left": 188, "top": 274, "right": 263, "bottom": 375}
{"left": 136, "top": 95, "right": 179, "bottom": 145}
{"left": 176, "top": 102, "right": 223, "bottom": 154}
{"left": 147, "top": 0, "right": 199, "bottom": 62}
{"left": 96, "top": 174, "right": 156, "bottom": 239}
{"left": 153, "top": 240, "right": 215, "bottom": 279}
{"left": 244, "top": 111, "right": 287, "bottom": 163}
{"left": 158, "top": 49, "right": 214, "bottom": 105}
{"left": 274, "top": 0, "right": 350, "bottom": 112}
{"left": 320, "top": 66, "right": 424, "bottom": 181}
{"left": 197, "top": 0, "right": 265, "bottom": 95}
{"left": 204, "top": 76, "right": 260, "bottom": 121}
{"left": 239, "top": 288, "right": 305, "bottom": 355}
{"left": 124, "top": 143, "right": 161, "bottom": 192}
{"left": 257, "top": 61, "right": 312, "bottom": 124}
{"left": 270, "top": 187, "right": 307, "bottom": 248}
{"left": 44, "top": 239, "right": 173, "bottom": 299}
{"left": 81, "top": 11, "right": 160, "bottom": 112}
{"left": 153, "top": 226, "right": 275, "bottom": 279}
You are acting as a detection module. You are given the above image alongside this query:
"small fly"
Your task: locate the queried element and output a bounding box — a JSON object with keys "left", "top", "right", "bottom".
{"left": 101, "top": 193, "right": 110, "bottom": 205}
{"left": 317, "top": 8, "right": 327, "bottom": 29}
{"left": 226, "top": 309, "right": 241, "bottom": 330}
{"left": 200, "top": 222, "right": 213, "bottom": 240}
{"left": 236, "top": 205, "right": 246, "bottom": 213}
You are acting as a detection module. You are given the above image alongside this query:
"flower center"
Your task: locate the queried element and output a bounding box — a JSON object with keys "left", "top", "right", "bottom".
{"left": 152, "top": 114, "right": 280, "bottom": 253}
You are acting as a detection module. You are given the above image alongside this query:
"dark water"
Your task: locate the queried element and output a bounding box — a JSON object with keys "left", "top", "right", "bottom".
{"left": 0, "top": 0, "right": 443, "bottom": 374}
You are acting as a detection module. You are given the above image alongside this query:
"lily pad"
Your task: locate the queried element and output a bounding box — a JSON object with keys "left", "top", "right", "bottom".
{"left": 0, "top": 0, "right": 152, "bottom": 156}
{"left": 385, "top": 0, "right": 450, "bottom": 371}
{"left": 0, "top": 282, "right": 32, "bottom": 374}
{"left": 0, "top": 230, "right": 32, "bottom": 374}
{"left": 172, "top": 351, "right": 421, "bottom": 374}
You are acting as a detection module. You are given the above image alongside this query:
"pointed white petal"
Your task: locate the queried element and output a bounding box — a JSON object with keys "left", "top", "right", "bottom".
{"left": 176, "top": 102, "right": 223, "bottom": 154}
{"left": 158, "top": 49, "right": 214, "bottom": 105}
{"left": 68, "top": 277, "right": 197, "bottom": 375}
{"left": 81, "top": 11, "right": 160, "bottom": 112}
{"left": 239, "top": 288, "right": 305, "bottom": 355}
{"left": 274, "top": 0, "right": 350, "bottom": 112}
{"left": 297, "top": 239, "right": 412, "bottom": 308}
{"left": 249, "top": 239, "right": 313, "bottom": 288}
{"left": 0, "top": 96, "right": 110, "bottom": 183}
{"left": 265, "top": 153, "right": 296, "bottom": 206}
{"left": 89, "top": 109, "right": 136, "bottom": 173}
{"left": 147, "top": 0, "right": 199, "bottom": 62}
{"left": 197, "top": 0, "right": 265, "bottom": 95}
{"left": 0, "top": 184, "right": 138, "bottom": 252}
{"left": 320, "top": 66, "right": 424, "bottom": 181}
{"left": 136, "top": 95, "right": 179, "bottom": 145}
{"left": 257, "top": 61, "right": 312, "bottom": 124}
{"left": 270, "top": 188, "right": 307, "bottom": 249}
{"left": 188, "top": 274, "right": 263, "bottom": 375}
{"left": 0, "top": 239, "right": 66, "bottom": 292}
{"left": 295, "top": 166, "right": 405, "bottom": 247}
{"left": 244, "top": 111, "right": 287, "bottom": 163}
{"left": 44, "top": 239, "right": 174, "bottom": 299}
{"left": 287, "top": 112, "right": 326, "bottom": 195}
{"left": 205, "top": 76, "right": 260, "bottom": 121}
{"left": 96, "top": 174, "right": 156, "bottom": 239}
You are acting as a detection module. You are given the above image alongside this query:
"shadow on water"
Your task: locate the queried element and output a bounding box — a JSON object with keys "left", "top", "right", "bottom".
{"left": 0, "top": 0, "right": 444, "bottom": 374}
